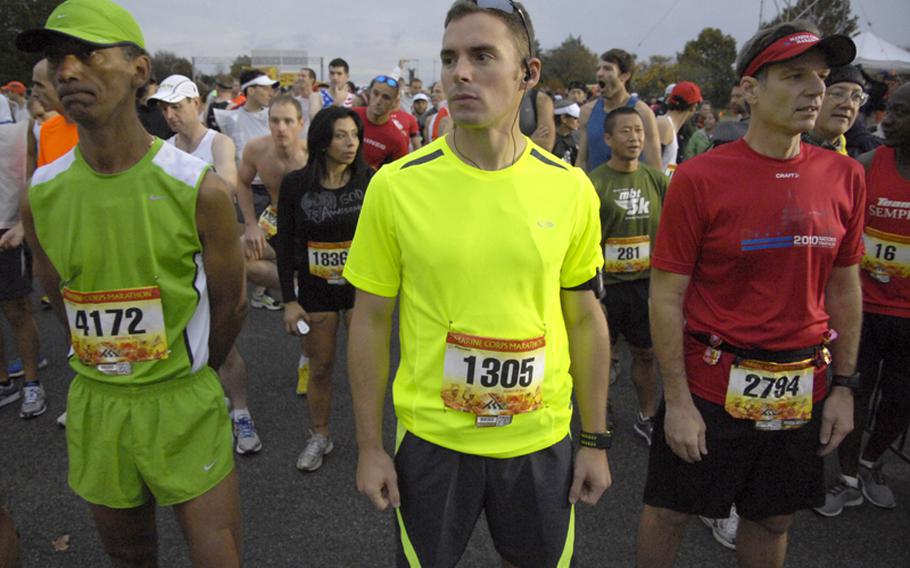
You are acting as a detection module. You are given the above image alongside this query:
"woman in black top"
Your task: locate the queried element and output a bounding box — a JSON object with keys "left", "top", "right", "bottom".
{"left": 276, "top": 106, "right": 372, "bottom": 472}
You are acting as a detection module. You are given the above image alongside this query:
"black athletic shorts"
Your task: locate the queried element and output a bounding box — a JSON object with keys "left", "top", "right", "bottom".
{"left": 0, "top": 232, "right": 32, "bottom": 302}
{"left": 394, "top": 431, "right": 575, "bottom": 567}
{"left": 236, "top": 183, "right": 272, "bottom": 223}
{"left": 601, "top": 278, "right": 652, "bottom": 349}
{"left": 643, "top": 395, "right": 826, "bottom": 521}
{"left": 297, "top": 281, "right": 355, "bottom": 313}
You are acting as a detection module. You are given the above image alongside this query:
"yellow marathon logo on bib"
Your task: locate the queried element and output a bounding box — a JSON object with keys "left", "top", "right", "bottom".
{"left": 862, "top": 227, "right": 910, "bottom": 283}
{"left": 725, "top": 359, "right": 813, "bottom": 429}
{"left": 258, "top": 205, "right": 278, "bottom": 238}
{"left": 63, "top": 286, "right": 169, "bottom": 366}
{"left": 441, "top": 332, "right": 546, "bottom": 418}
{"left": 604, "top": 235, "right": 650, "bottom": 273}
{"left": 308, "top": 241, "right": 351, "bottom": 284}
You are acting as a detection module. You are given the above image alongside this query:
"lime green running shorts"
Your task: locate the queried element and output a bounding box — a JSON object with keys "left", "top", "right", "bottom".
{"left": 66, "top": 367, "right": 234, "bottom": 509}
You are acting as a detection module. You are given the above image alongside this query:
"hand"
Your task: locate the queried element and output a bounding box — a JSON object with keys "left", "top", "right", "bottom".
{"left": 532, "top": 125, "right": 551, "bottom": 141}
{"left": 242, "top": 223, "right": 266, "bottom": 260}
{"left": 569, "top": 447, "right": 611, "bottom": 505}
{"left": 283, "top": 301, "right": 310, "bottom": 336}
{"left": 356, "top": 447, "right": 400, "bottom": 511}
{"left": 0, "top": 222, "right": 24, "bottom": 250}
{"left": 818, "top": 386, "right": 854, "bottom": 456}
{"left": 664, "top": 399, "right": 707, "bottom": 463}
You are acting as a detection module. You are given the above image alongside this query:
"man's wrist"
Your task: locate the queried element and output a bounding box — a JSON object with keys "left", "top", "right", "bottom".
{"left": 579, "top": 429, "right": 612, "bottom": 450}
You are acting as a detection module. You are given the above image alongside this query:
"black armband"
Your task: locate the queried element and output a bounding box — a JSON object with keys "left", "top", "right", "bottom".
{"left": 563, "top": 269, "right": 605, "bottom": 299}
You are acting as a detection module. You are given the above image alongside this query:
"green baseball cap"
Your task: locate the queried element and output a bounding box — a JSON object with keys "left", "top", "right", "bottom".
{"left": 16, "top": 0, "right": 145, "bottom": 53}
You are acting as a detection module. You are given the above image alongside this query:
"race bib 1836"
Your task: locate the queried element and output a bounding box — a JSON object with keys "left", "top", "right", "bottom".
{"left": 441, "top": 332, "right": 545, "bottom": 423}
{"left": 308, "top": 241, "right": 351, "bottom": 285}
{"left": 603, "top": 235, "right": 650, "bottom": 273}
{"left": 63, "top": 286, "right": 169, "bottom": 366}
{"left": 724, "top": 360, "right": 813, "bottom": 430}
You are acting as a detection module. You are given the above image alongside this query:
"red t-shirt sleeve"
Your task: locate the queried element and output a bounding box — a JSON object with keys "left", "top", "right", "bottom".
{"left": 834, "top": 163, "right": 866, "bottom": 267}
{"left": 652, "top": 167, "right": 706, "bottom": 275}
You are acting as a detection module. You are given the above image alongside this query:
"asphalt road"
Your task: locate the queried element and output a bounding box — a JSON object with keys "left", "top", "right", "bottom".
{"left": 1, "top": 296, "right": 909, "bottom": 567}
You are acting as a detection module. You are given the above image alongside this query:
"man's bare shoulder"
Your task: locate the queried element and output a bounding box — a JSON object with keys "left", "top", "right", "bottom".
{"left": 634, "top": 99, "right": 656, "bottom": 118}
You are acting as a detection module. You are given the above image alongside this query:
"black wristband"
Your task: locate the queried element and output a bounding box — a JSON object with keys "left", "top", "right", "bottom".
{"left": 831, "top": 372, "right": 861, "bottom": 392}
{"left": 579, "top": 429, "right": 612, "bottom": 450}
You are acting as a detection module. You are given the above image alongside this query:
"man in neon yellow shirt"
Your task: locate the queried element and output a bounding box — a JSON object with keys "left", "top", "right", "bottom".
{"left": 344, "top": 2, "right": 612, "bottom": 566}
{"left": 17, "top": 0, "right": 247, "bottom": 564}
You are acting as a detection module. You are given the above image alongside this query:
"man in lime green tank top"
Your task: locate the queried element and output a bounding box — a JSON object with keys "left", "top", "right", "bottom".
{"left": 17, "top": 1, "right": 248, "bottom": 565}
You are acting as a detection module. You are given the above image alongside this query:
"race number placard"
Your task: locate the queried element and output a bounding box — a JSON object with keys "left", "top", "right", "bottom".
{"left": 63, "top": 286, "right": 169, "bottom": 366}
{"left": 307, "top": 241, "right": 351, "bottom": 285}
{"left": 441, "top": 332, "right": 545, "bottom": 422}
{"left": 862, "top": 227, "right": 910, "bottom": 284}
{"left": 725, "top": 359, "right": 814, "bottom": 430}
{"left": 604, "top": 235, "right": 650, "bottom": 273}
{"left": 258, "top": 205, "right": 278, "bottom": 238}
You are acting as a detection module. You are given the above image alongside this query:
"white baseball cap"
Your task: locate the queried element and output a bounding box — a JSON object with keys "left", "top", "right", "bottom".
{"left": 412, "top": 93, "right": 430, "bottom": 103}
{"left": 148, "top": 74, "right": 199, "bottom": 104}
{"left": 241, "top": 74, "right": 280, "bottom": 91}
{"left": 554, "top": 102, "right": 581, "bottom": 119}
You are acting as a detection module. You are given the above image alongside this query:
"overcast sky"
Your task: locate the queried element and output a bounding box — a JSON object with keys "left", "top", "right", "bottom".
{"left": 119, "top": 0, "right": 908, "bottom": 85}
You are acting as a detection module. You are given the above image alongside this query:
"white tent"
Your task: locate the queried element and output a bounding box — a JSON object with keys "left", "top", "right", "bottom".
{"left": 853, "top": 31, "right": 910, "bottom": 73}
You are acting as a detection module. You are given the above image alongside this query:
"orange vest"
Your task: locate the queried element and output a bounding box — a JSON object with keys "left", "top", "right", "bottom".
{"left": 37, "top": 114, "right": 79, "bottom": 167}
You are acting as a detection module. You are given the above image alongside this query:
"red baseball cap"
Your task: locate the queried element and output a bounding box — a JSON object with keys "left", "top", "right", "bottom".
{"left": 2, "top": 81, "right": 27, "bottom": 95}
{"left": 669, "top": 81, "right": 702, "bottom": 106}
{"left": 740, "top": 31, "right": 855, "bottom": 79}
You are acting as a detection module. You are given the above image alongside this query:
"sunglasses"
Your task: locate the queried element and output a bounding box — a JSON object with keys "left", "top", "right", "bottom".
{"left": 372, "top": 75, "right": 399, "bottom": 89}
{"left": 472, "top": 0, "right": 534, "bottom": 60}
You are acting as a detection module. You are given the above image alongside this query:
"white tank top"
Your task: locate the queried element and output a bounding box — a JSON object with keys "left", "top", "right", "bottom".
{"left": 167, "top": 129, "right": 217, "bottom": 167}
{"left": 660, "top": 114, "right": 679, "bottom": 172}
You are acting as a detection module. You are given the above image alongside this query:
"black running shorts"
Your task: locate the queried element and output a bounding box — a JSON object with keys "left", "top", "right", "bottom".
{"left": 643, "top": 394, "right": 826, "bottom": 521}
{"left": 0, "top": 232, "right": 31, "bottom": 302}
{"left": 601, "top": 278, "right": 652, "bottom": 349}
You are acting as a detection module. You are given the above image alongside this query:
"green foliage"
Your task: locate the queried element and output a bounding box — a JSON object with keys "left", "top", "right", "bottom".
{"left": 150, "top": 51, "right": 193, "bottom": 81}
{"left": 0, "top": 0, "right": 64, "bottom": 84}
{"left": 676, "top": 27, "right": 738, "bottom": 108}
{"left": 539, "top": 35, "right": 598, "bottom": 91}
{"left": 230, "top": 55, "right": 252, "bottom": 78}
{"left": 636, "top": 55, "right": 680, "bottom": 101}
{"left": 764, "top": 0, "right": 858, "bottom": 37}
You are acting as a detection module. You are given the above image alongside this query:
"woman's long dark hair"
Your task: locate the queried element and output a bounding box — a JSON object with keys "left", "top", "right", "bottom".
{"left": 300, "top": 106, "right": 369, "bottom": 190}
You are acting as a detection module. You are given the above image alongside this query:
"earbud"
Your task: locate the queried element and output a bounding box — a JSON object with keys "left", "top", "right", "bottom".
{"left": 522, "top": 58, "right": 532, "bottom": 83}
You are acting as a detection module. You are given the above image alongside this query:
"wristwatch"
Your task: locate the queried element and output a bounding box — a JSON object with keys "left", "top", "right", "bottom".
{"left": 831, "top": 372, "right": 861, "bottom": 392}
{"left": 579, "top": 429, "right": 613, "bottom": 450}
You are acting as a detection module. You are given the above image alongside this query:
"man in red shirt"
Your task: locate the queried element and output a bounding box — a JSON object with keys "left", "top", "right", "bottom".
{"left": 353, "top": 76, "right": 418, "bottom": 169}
{"left": 816, "top": 83, "right": 910, "bottom": 516}
{"left": 636, "top": 21, "right": 863, "bottom": 568}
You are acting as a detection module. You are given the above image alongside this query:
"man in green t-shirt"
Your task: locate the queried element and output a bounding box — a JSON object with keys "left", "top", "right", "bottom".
{"left": 589, "top": 106, "right": 668, "bottom": 446}
{"left": 344, "top": 2, "right": 612, "bottom": 566}
{"left": 17, "top": 0, "right": 247, "bottom": 564}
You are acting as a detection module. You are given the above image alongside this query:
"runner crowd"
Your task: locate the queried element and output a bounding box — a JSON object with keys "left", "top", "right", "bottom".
{"left": 0, "top": 0, "right": 908, "bottom": 566}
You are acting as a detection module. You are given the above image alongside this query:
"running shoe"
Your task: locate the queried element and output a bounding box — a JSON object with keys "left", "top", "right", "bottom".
{"left": 296, "top": 432, "right": 334, "bottom": 472}
{"left": 633, "top": 413, "right": 654, "bottom": 446}
{"left": 0, "top": 381, "right": 21, "bottom": 409}
{"left": 813, "top": 477, "right": 863, "bottom": 517}
{"left": 859, "top": 462, "right": 897, "bottom": 509}
{"left": 19, "top": 383, "right": 47, "bottom": 418}
{"left": 232, "top": 413, "right": 262, "bottom": 455}
{"left": 7, "top": 355, "right": 49, "bottom": 378}
{"left": 250, "top": 290, "right": 282, "bottom": 311}
{"left": 56, "top": 411, "right": 67, "bottom": 428}
{"left": 700, "top": 505, "right": 738, "bottom": 550}
{"left": 40, "top": 295, "right": 52, "bottom": 309}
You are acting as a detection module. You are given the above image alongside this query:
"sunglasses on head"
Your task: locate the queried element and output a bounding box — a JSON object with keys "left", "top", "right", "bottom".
{"left": 471, "top": 0, "right": 534, "bottom": 60}
{"left": 372, "top": 75, "right": 399, "bottom": 89}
